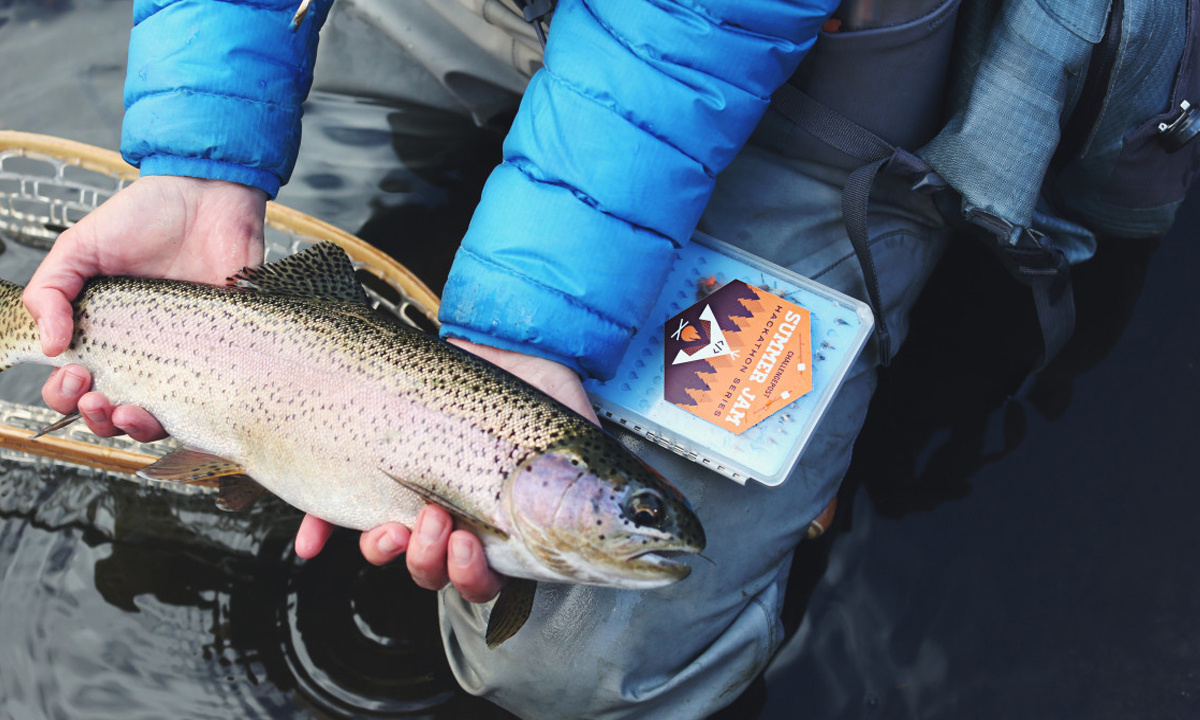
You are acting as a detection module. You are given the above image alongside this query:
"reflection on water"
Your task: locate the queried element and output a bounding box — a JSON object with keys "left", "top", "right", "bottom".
{"left": 0, "top": 455, "right": 511, "bottom": 718}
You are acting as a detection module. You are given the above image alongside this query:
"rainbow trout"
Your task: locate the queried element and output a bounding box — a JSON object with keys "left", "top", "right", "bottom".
{"left": 0, "top": 243, "right": 705, "bottom": 646}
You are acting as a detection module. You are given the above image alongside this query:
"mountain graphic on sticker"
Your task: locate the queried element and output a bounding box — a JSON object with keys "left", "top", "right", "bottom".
{"left": 663, "top": 280, "right": 765, "bottom": 408}
{"left": 670, "top": 305, "right": 730, "bottom": 365}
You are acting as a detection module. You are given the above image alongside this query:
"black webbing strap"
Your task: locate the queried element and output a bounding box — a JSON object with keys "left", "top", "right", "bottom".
{"left": 514, "top": 0, "right": 552, "bottom": 47}
{"left": 771, "top": 83, "right": 1076, "bottom": 380}
{"left": 964, "top": 211, "right": 1076, "bottom": 382}
{"left": 771, "top": 83, "right": 941, "bottom": 364}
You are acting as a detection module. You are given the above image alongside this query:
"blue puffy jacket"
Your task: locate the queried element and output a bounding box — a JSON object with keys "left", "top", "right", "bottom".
{"left": 123, "top": 0, "right": 837, "bottom": 380}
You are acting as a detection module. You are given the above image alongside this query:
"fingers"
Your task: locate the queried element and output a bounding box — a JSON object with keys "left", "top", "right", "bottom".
{"left": 24, "top": 289, "right": 76, "bottom": 357}
{"left": 24, "top": 278, "right": 85, "bottom": 358}
{"left": 24, "top": 225, "right": 100, "bottom": 358}
{"left": 294, "top": 514, "right": 336, "bottom": 559}
{"left": 109, "top": 405, "right": 168, "bottom": 443}
{"left": 446, "top": 531, "right": 506, "bottom": 603}
{"left": 407, "top": 506, "right": 505, "bottom": 603}
{"left": 359, "top": 524, "right": 410, "bottom": 566}
{"left": 406, "top": 506, "right": 452, "bottom": 589}
{"left": 41, "top": 365, "right": 167, "bottom": 440}
{"left": 447, "top": 339, "right": 599, "bottom": 425}
{"left": 43, "top": 365, "right": 90, "bottom": 415}
{"left": 75, "top": 391, "right": 121, "bottom": 437}
{"left": 294, "top": 508, "right": 503, "bottom": 603}
{"left": 22, "top": 176, "right": 269, "bottom": 359}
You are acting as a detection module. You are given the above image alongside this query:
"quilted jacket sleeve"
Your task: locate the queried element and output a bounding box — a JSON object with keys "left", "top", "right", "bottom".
{"left": 438, "top": 0, "right": 837, "bottom": 380}
{"left": 122, "top": 0, "right": 333, "bottom": 197}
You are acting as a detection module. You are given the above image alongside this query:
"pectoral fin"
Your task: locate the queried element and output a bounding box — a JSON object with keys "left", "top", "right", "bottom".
{"left": 29, "top": 410, "right": 82, "bottom": 439}
{"left": 139, "top": 448, "right": 270, "bottom": 511}
{"left": 216, "top": 474, "right": 270, "bottom": 512}
{"left": 486, "top": 578, "right": 536, "bottom": 649}
{"left": 383, "top": 470, "right": 508, "bottom": 539}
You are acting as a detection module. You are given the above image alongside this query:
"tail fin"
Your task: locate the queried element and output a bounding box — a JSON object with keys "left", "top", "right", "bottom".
{"left": 0, "top": 278, "right": 41, "bottom": 371}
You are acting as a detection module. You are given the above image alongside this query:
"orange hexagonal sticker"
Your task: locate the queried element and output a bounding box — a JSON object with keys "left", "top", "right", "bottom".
{"left": 663, "top": 279, "right": 812, "bottom": 434}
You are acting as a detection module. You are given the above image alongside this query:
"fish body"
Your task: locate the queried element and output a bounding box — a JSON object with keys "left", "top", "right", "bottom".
{"left": 0, "top": 245, "right": 705, "bottom": 593}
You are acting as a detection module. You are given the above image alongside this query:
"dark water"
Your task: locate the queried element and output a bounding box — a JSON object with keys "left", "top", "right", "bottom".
{"left": 1, "top": 2, "right": 1198, "bottom": 719}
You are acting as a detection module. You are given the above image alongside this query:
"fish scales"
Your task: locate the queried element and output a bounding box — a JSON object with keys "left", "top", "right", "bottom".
{"left": 70, "top": 277, "right": 532, "bottom": 531}
{"left": 0, "top": 244, "right": 704, "bottom": 593}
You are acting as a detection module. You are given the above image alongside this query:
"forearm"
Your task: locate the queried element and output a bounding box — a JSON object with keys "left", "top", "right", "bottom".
{"left": 438, "top": 0, "right": 838, "bottom": 380}
{"left": 122, "top": 0, "right": 334, "bottom": 197}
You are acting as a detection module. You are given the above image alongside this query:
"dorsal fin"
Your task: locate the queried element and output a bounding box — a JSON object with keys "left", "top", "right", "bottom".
{"left": 227, "top": 242, "right": 370, "bottom": 305}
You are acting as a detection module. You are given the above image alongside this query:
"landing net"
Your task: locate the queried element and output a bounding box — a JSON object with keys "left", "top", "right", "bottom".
{"left": 0, "top": 131, "right": 441, "bottom": 481}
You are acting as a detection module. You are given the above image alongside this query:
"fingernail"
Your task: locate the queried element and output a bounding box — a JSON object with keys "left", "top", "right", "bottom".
{"left": 418, "top": 510, "right": 445, "bottom": 543}
{"left": 37, "top": 318, "right": 68, "bottom": 356}
{"left": 377, "top": 531, "right": 400, "bottom": 556}
{"left": 59, "top": 369, "right": 85, "bottom": 397}
{"left": 36, "top": 319, "right": 51, "bottom": 353}
{"left": 450, "top": 535, "right": 475, "bottom": 568}
{"left": 81, "top": 407, "right": 106, "bottom": 425}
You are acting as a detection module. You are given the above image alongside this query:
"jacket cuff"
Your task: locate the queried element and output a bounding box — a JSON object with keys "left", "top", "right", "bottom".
{"left": 137, "top": 155, "right": 281, "bottom": 197}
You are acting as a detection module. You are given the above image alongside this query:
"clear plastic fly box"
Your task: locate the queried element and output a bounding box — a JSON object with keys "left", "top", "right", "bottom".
{"left": 584, "top": 233, "right": 873, "bottom": 486}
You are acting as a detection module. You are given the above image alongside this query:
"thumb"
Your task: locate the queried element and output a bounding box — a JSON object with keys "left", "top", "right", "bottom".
{"left": 22, "top": 283, "right": 78, "bottom": 357}
{"left": 23, "top": 233, "right": 98, "bottom": 357}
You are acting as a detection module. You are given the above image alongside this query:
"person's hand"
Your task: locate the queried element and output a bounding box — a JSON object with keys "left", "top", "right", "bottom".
{"left": 24, "top": 175, "right": 267, "bottom": 441}
{"left": 295, "top": 338, "right": 601, "bottom": 604}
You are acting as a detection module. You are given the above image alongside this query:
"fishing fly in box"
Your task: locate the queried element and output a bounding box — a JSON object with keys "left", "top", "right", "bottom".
{"left": 584, "top": 233, "right": 873, "bottom": 486}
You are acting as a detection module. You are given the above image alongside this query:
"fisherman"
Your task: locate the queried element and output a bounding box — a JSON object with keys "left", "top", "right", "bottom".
{"left": 21, "top": 0, "right": 955, "bottom": 717}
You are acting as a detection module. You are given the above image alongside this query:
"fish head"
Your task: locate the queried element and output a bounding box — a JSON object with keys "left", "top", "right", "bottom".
{"left": 504, "top": 433, "right": 706, "bottom": 589}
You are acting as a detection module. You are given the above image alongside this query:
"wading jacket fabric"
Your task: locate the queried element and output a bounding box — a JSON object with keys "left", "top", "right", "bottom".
{"left": 122, "top": 0, "right": 837, "bottom": 380}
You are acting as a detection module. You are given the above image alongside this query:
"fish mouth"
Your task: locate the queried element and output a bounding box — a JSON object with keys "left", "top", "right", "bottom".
{"left": 625, "top": 548, "right": 697, "bottom": 581}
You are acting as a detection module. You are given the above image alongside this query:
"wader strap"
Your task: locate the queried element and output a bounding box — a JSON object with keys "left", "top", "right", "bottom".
{"left": 514, "top": 0, "right": 552, "bottom": 47}
{"left": 771, "top": 83, "right": 1077, "bottom": 379}
{"left": 770, "top": 83, "right": 942, "bottom": 364}
{"left": 963, "top": 211, "right": 1076, "bottom": 382}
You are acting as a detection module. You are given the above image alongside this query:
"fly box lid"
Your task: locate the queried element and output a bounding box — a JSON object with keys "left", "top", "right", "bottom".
{"left": 584, "top": 233, "right": 873, "bottom": 486}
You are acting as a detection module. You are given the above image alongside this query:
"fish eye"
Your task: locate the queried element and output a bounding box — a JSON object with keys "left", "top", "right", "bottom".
{"left": 626, "top": 490, "right": 665, "bottom": 527}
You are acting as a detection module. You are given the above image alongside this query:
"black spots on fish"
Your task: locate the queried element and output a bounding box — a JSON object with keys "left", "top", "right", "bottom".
{"left": 229, "top": 243, "right": 370, "bottom": 306}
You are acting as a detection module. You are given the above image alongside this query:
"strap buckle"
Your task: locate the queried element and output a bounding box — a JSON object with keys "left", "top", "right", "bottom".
{"left": 1158, "top": 100, "right": 1200, "bottom": 153}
